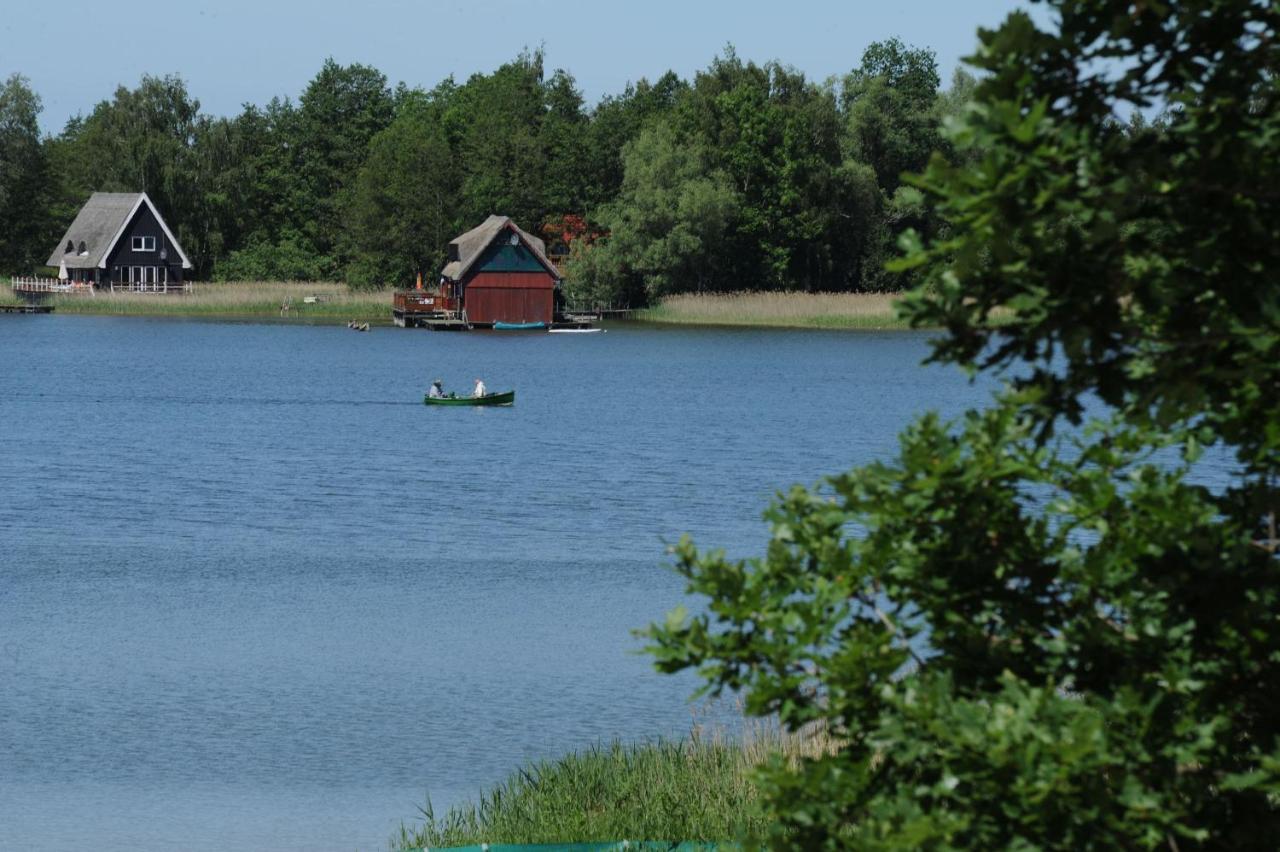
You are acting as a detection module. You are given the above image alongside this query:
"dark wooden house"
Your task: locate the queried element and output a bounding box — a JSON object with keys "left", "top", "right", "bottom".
{"left": 47, "top": 192, "right": 192, "bottom": 291}
{"left": 442, "top": 215, "right": 561, "bottom": 325}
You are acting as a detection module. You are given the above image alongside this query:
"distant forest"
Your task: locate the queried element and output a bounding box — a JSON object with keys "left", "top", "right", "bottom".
{"left": 0, "top": 42, "right": 976, "bottom": 304}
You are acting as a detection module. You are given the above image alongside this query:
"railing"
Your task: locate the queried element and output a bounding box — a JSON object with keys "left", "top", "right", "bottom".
{"left": 11, "top": 276, "right": 190, "bottom": 295}
{"left": 109, "top": 280, "right": 189, "bottom": 294}
{"left": 562, "top": 300, "right": 635, "bottom": 318}
{"left": 11, "top": 276, "right": 95, "bottom": 294}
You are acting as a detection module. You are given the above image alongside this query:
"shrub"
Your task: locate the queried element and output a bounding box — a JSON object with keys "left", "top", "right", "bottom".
{"left": 646, "top": 2, "right": 1280, "bottom": 848}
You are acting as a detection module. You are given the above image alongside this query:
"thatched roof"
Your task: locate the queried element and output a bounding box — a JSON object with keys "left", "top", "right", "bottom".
{"left": 441, "top": 215, "right": 560, "bottom": 282}
{"left": 47, "top": 192, "right": 191, "bottom": 269}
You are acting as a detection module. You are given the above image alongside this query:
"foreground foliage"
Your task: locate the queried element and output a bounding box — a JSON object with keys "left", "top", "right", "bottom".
{"left": 648, "top": 1, "right": 1280, "bottom": 849}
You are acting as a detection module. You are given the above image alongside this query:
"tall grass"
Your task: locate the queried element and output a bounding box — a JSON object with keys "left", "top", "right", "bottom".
{"left": 40, "top": 284, "right": 912, "bottom": 329}
{"left": 46, "top": 281, "right": 391, "bottom": 322}
{"left": 394, "top": 719, "right": 834, "bottom": 850}
{"left": 636, "top": 291, "right": 910, "bottom": 329}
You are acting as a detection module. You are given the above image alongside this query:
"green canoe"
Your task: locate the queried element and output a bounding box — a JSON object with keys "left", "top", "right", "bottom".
{"left": 424, "top": 390, "right": 515, "bottom": 406}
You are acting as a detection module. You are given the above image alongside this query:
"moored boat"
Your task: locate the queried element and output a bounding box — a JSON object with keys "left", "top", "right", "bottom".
{"left": 492, "top": 321, "right": 546, "bottom": 330}
{"left": 424, "top": 390, "right": 515, "bottom": 406}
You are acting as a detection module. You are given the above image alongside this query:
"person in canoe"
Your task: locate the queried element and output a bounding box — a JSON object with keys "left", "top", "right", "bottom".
{"left": 428, "top": 379, "right": 445, "bottom": 399}
{"left": 473, "top": 378, "right": 487, "bottom": 398}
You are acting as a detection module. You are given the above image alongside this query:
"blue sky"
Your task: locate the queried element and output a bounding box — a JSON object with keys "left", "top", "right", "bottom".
{"left": 3, "top": 0, "right": 1037, "bottom": 133}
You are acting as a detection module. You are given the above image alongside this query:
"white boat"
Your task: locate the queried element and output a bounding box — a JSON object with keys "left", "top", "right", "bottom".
{"left": 548, "top": 327, "right": 603, "bottom": 334}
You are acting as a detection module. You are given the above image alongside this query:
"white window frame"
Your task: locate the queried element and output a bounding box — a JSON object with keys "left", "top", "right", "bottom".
{"left": 132, "top": 236, "right": 156, "bottom": 252}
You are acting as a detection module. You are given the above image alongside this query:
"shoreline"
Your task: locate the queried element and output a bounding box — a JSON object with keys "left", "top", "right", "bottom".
{"left": 631, "top": 313, "right": 913, "bottom": 331}
{"left": 12, "top": 285, "right": 915, "bottom": 331}
{"left": 632, "top": 291, "right": 911, "bottom": 330}
{"left": 38, "top": 281, "right": 391, "bottom": 324}
{"left": 45, "top": 306, "right": 394, "bottom": 325}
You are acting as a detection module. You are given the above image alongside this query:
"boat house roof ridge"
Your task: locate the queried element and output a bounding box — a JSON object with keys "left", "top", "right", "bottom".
{"left": 442, "top": 214, "right": 560, "bottom": 282}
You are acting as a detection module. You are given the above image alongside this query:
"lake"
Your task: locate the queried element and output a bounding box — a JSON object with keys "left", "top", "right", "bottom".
{"left": 0, "top": 316, "right": 997, "bottom": 850}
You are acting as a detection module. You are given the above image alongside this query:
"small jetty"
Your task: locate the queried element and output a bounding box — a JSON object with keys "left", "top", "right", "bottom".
{"left": 1, "top": 303, "right": 54, "bottom": 314}
{"left": 553, "top": 313, "right": 605, "bottom": 330}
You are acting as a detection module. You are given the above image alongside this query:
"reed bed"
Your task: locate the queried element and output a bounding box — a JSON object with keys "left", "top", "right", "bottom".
{"left": 394, "top": 718, "right": 836, "bottom": 849}
{"left": 636, "top": 291, "right": 911, "bottom": 329}
{"left": 47, "top": 281, "right": 391, "bottom": 322}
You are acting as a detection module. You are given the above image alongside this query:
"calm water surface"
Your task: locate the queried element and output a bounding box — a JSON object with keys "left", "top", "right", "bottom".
{"left": 2, "top": 316, "right": 990, "bottom": 851}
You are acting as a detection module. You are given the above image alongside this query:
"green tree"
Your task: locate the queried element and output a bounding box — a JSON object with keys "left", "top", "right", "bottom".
{"left": 647, "top": 1, "right": 1280, "bottom": 848}
{"left": 569, "top": 121, "right": 739, "bottom": 303}
{"left": 841, "top": 38, "right": 942, "bottom": 193}
{"left": 677, "top": 49, "right": 851, "bottom": 291}
{"left": 838, "top": 39, "right": 945, "bottom": 290}
{"left": 540, "top": 68, "right": 590, "bottom": 217}
{"left": 205, "top": 97, "right": 333, "bottom": 279}
{"left": 294, "top": 59, "right": 394, "bottom": 270}
{"left": 225, "top": 98, "right": 303, "bottom": 244}
{"left": 0, "top": 73, "right": 51, "bottom": 274}
{"left": 937, "top": 68, "right": 978, "bottom": 129}
{"left": 344, "top": 98, "right": 460, "bottom": 288}
{"left": 582, "top": 71, "right": 687, "bottom": 209}
{"left": 213, "top": 229, "right": 331, "bottom": 282}
{"left": 454, "top": 50, "right": 550, "bottom": 228}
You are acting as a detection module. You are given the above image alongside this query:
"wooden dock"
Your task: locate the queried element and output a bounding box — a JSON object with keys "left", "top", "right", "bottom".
{"left": 393, "top": 310, "right": 471, "bottom": 329}
{"left": 0, "top": 304, "right": 54, "bottom": 314}
{"left": 393, "top": 299, "right": 607, "bottom": 331}
{"left": 550, "top": 317, "right": 597, "bottom": 330}
{"left": 419, "top": 317, "right": 471, "bottom": 330}
{"left": 563, "top": 305, "right": 635, "bottom": 320}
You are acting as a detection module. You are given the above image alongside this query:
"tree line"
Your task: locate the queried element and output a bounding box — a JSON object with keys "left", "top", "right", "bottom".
{"left": 0, "top": 41, "right": 972, "bottom": 304}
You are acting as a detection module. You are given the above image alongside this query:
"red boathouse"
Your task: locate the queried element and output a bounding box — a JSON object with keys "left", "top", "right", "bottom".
{"left": 442, "top": 215, "right": 560, "bottom": 326}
